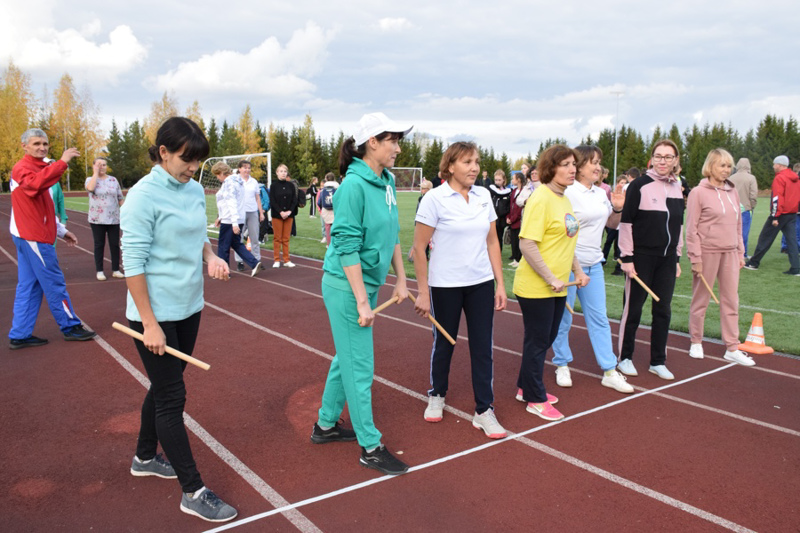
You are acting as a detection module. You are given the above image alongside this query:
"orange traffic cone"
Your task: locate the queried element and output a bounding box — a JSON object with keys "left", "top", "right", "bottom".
{"left": 246, "top": 237, "right": 252, "bottom": 251}
{"left": 738, "top": 313, "right": 774, "bottom": 355}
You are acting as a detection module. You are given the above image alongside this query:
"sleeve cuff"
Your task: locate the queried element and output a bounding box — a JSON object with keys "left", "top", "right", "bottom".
{"left": 340, "top": 251, "right": 360, "bottom": 267}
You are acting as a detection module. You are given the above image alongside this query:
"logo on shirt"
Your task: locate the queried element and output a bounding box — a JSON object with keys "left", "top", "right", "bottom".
{"left": 564, "top": 213, "right": 579, "bottom": 238}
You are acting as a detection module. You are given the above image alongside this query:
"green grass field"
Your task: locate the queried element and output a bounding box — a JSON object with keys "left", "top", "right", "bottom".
{"left": 63, "top": 191, "right": 800, "bottom": 355}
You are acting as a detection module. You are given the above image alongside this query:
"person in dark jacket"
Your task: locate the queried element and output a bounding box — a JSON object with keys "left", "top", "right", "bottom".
{"left": 507, "top": 172, "right": 523, "bottom": 266}
{"left": 488, "top": 170, "right": 511, "bottom": 251}
{"left": 268, "top": 164, "right": 300, "bottom": 268}
{"left": 617, "top": 140, "right": 684, "bottom": 381}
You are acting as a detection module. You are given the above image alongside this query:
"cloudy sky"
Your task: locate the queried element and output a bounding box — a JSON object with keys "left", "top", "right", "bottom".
{"left": 3, "top": 0, "right": 799, "bottom": 159}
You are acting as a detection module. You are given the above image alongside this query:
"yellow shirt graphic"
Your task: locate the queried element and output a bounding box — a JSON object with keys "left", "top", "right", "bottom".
{"left": 513, "top": 185, "right": 579, "bottom": 299}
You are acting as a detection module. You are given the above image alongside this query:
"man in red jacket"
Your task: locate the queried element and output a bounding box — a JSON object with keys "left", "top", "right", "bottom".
{"left": 8, "top": 129, "right": 96, "bottom": 349}
{"left": 744, "top": 155, "right": 800, "bottom": 275}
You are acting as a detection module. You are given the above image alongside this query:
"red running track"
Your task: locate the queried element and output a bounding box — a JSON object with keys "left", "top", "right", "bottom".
{"left": 1, "top": 197, "right": 798, "bottom": 532}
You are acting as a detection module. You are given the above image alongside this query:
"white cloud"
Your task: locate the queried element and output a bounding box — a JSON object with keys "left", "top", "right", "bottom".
{"left": 153, "top": 21, "right": 336, "bottom": 101}
{"left": 1, "top": 18, "right": 147, "bottom": 84}
{"left": 377, "top": 17, "right": 414, "bottom": 32}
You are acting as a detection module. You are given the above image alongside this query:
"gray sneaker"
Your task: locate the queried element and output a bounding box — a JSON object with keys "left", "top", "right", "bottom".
{"left": 180, "top": 488, "right": 238, "bottom": 522}
{"left": 130, "top": 453, "right": 177, "bottom": 479}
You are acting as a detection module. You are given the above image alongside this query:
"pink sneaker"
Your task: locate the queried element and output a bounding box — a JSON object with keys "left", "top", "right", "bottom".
{"left": 526, "top": 402, "right": 565, "bottom": 421}
{"left": 516, "top": 388, "right": 558, "bottom": 405}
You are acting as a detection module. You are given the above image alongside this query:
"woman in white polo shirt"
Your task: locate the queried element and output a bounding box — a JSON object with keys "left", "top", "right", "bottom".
{"left": 550, "top": 145, "right": 633, "bottom": 393}
{"left": 412, "top": 141, "right": 508, "bottom": 439}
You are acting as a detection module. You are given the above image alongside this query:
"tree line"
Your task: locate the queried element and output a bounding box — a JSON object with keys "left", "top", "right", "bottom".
{"left": 2, "top": 62, "right": 798, "bottom": 191}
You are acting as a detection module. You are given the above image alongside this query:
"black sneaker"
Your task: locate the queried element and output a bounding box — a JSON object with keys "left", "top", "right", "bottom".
{"left": 743, "top": 262, "right": 758, "bottom": 271}
{"left": 311, "top": 422, "right": 357, "bottom": 444}
{"left": 9, "top": 335, "right": 48, "bottom": 350}
{"left": 237, "top": 262, "right": 245, "bottom": 272}
{"left": 359, "top": 444, "right": 409, "bottom": 476}
{"left": 63, "top": 325, "right": 97, "bottom": 341}
{"left": 783, "top": 270, "right": 800, "bottom": 276}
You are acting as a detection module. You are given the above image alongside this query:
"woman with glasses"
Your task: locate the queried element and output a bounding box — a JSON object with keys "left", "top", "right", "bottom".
{"left": 617, "top": 140, "right": 684, "bottom": 381}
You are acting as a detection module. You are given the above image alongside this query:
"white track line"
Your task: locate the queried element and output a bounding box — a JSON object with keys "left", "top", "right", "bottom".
{"left": 204, "top": 348, "right": 753, "bottom": 533}
{"left": 90, "top": 333, "right": 321, "bottom": 533}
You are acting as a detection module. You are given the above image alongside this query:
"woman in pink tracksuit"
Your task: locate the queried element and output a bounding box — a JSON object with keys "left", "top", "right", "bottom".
{"left": 685, "top": 148, "right": 755, "bottom": 367}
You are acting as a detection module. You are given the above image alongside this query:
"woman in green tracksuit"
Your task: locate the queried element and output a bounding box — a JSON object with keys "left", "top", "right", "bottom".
{"left": 311, "top": 112, "right": 412, "bottom": 476}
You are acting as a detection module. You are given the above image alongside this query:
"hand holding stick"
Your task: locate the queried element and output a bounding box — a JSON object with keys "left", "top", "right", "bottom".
{"left": 112, "top": 322, "right": 211, "bottom": 371}
{"left": 407, "top": 294, "right": 457, "bottom": 345}
{"left": 357, "top": 296, "right": 400, "bottom": 325}
{"left": 698, "top": 273, "right": 720, "bottom": 304}
{"left": 616, "top": 259, "right": 660, "bottom": 302}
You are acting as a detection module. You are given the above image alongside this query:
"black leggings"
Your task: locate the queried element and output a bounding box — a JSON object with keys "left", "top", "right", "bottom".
{"left": 516, "top": 296, "right": 566, "bottom": 403}
{"left": 130, "top": 312, "right": 203, "bottom": 493}
{"left": 90, "top": 223, "right": 120, "bottom": 272}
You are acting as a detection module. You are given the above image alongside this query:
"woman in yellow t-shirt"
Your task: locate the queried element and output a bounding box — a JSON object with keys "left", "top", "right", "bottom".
{"left": 512, "top": 145, "right": 589, "bottom": 421}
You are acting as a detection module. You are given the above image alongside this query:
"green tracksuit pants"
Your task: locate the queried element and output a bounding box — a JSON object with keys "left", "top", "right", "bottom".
{"left": 317, "top": 279, "right": 382, "bottom": 450}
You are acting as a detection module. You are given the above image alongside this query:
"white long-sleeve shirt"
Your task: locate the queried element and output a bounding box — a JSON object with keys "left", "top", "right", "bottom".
{"left": 215, "top": 175, "right": 245, "bottom": 224}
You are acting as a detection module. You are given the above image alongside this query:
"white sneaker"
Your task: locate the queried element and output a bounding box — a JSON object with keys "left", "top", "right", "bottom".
{"left": 284, "top": 261, "right": 296, "bottom": 268}
{"left": 508, "top": 260, "right": 519, "bottom": 267}
{"left": 601, "top": 370, "right": 634, "bottom": 394}
{"left": 251, "top": 262, "right": 262, "bottom": 277}
{"left": 689, "top": 343, "right": 704, "bottom": 359}
{"left": 648, "top": 365, "right": 674, "bottom": 380}
{"left": 617, "top": 358, "right": 638, "bottom": 376}
{"left": 96, "top": 272, "right": 107, "bottom": 281}
{"left": 424, "top": 395, "right": 445, "bottom": 422}
{"left": 555, "top": 366, "right": 573, "bottom": 387}
{"left": 472, "top": 409, "right": 507, "bottom": 439}
{"left": 272, "top": 261, "right": 281, "bottom": 268}
{"left": 723, "top": 349, "right": 756, "bottom": 367}
{"left": 112, "top": 270, "right": 125, "bottom": 278}
{"left": 320, "top": 238, "right": 327, "bottom": 243}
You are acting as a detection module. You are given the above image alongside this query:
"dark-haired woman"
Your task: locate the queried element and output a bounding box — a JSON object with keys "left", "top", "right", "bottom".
{"left": 513, "top": 144, "right": 587, "bottom": 421}
{"left": 550, "top": 145, "right": 633, "bottom": 394}
{"left": 121, "top": 117, "right": 237, "bottom": 523}
{"left": 313, "top": 112, "right": 412, "bottom": 476}
{"left": 617, "top": 139, "right": 684, "bottom": 381}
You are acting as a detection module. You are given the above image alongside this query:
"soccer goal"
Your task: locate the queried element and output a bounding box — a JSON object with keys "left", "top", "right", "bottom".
{"left": 197, "top": 152, "right": 272, "bottom": 227}
{"left": 391, "top": 167, "right": 423, "bottom": 192}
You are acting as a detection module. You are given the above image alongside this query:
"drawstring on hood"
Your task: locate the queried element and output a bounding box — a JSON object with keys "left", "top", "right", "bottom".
{"left": 700, "top": 178, "right": 739, "bottom": 222}
{"left": 385, "top": 184, "right": 396, "bottom": 212}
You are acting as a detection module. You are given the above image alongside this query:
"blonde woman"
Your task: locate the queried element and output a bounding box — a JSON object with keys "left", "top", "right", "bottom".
{"left": 686, "top": 149, "right": 753, "bottom": 366}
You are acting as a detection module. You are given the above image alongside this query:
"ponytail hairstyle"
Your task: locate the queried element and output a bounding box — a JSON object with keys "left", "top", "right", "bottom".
{"left": 338, "top": 131, "right": 404, "bottom": 175}
{"left": 148, "top": 117, "right": 209, "bottom": 164}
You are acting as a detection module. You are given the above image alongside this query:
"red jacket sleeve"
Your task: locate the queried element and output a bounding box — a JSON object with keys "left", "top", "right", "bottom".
{"left": 14, "top": 160, "right": 68, "bottom": 197}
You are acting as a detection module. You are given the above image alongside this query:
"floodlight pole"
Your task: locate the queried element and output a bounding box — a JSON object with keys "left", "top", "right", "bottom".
{"left": 611, "top": 91, "right": 624, "bottom": 188}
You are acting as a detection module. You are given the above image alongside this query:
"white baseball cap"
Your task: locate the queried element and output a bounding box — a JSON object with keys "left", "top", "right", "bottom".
{"left": 353, "top": 112, "right": 413, "bottom": 146}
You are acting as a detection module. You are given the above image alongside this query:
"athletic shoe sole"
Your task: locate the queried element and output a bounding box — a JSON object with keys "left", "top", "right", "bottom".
{"left": 130, "top": 468, "right": 177, "bottom": 479}
{"left": 358, "top": 458, "right": 408, "bottom": 476}
{"left": 472, "top": 422, "right": 506, "bottom": 439}
{"left": 179, "top": 505, "right": 238, "bottom": 522}
{"left": 424, "top": 415, "right": 443, "bottom": 422}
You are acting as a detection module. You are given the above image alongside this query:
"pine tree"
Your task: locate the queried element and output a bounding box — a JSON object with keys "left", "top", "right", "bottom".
{"left": 423, "top": 138, "right": 444, "bottom": 180}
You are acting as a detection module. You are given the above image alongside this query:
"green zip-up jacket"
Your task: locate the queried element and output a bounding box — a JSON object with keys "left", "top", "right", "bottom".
{"left": 322, "top": 158, "right": 400, "bottom": 291}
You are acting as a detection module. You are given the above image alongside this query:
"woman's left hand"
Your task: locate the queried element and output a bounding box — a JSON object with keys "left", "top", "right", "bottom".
{"left": 676, "top": 263, "right": 682, "bottom": 278}
{"left": 207, "top": 255, "right": 230, "bottom": 280}
{"left": 739, "top": 257, "right": 746, "bottom": 269}
{"left": 280, "top": 210, "right": 290, "bottom": 219}
{"left": 611, "top": 182, "right": 626, "bottom": 211}
{"left": 494, "top": 288, "right": 507, "bottom": 311}
{"left": 575, "top": 272, "right": 590, "bottom": 288}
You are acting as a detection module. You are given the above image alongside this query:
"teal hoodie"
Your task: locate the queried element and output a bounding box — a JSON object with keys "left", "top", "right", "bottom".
{"left": 322, "top": 158, "right": 400, "bottom": 291}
